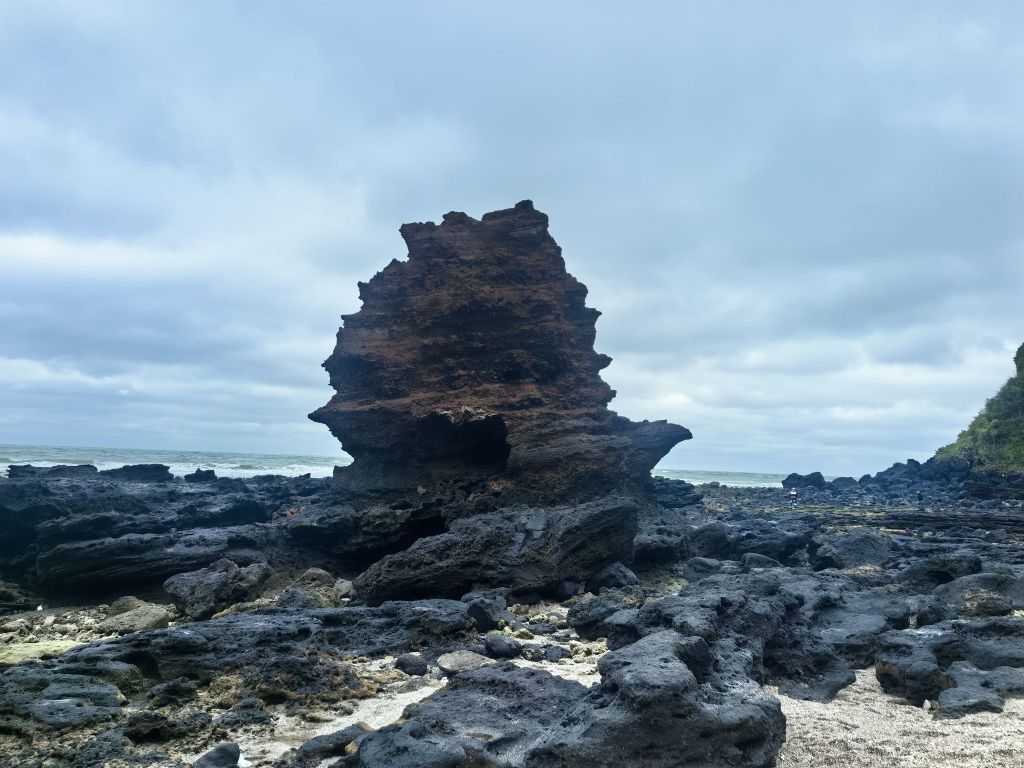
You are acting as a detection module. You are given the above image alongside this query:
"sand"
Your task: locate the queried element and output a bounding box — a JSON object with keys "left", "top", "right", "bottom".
{"left": 776, "top": 668, "right": 1024, "bottom": 768}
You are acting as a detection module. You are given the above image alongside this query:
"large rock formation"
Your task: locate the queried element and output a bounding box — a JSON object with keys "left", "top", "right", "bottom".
{"left": 309, "top": 201, "right": 690, "bottom": 502}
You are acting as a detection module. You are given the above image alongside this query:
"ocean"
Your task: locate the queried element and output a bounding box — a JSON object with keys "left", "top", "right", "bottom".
{"left": 0, "top": 444, "right": 789, "bottom": 488}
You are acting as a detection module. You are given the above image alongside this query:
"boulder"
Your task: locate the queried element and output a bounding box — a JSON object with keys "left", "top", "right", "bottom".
{"left": 394, "top": 653, "right": 429, "bottom": 676}
{"left": 97, "top": 603, "right": 171, "bottom": 636}
{"left": 812, "top": 528, "right": 892, "bottom": 570}
{"left": 483, "top": 632, "right": 522, "bottom": 659}
{"left": 875, "top": 617, "right": 1024, "bottom": 715}
{"left": 164, "top": 559, "right": 272, "bottom": 620}
{"left": 782, "top": 472, "right": 827, "bottom": 489}
{"left": 353, "top": 496, "right": 638, "bottom": 604}
{"left": 460, "top": 591, "right": 509, "bottom": 631}
{"left": 350, "top": 637, "right": 784, "bottom": 768}
{"left": 36, "top": 525, "right": 271, "bottom": 592}
{"left": 586, "top": 562, "right": 639, "bottom": 593}
{"left": 436, "top": 650, "right": 494, "bottom": 676}
{"left": 194, "top": 742, "right": 241, "bottom": 768}
{"left": 97, "top": 464, "right": 173, "bottom": 483}
{"left": 7, "top": 464, "right": 98, "bottom": 480}
{"left": 184, "top": 468, "right": 217, "bottom": 483}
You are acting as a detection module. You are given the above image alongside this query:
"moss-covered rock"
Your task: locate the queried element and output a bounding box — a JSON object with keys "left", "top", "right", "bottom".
{"left": 935, "top": 343, "right": 1024, "bottom": 473}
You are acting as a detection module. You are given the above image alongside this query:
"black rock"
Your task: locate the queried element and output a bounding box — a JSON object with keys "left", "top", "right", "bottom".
{"left": 783, "top": 471, "right": 827, "bottom": 489}
{"left": 7, "top": 464, "right": 98, "bottom": 479}
{"left": 355, "top": 633, "right": 781, "bottom": 768}
{"left": 394, "top": 653, "right": 429, "bottom": 676}
{"left": 741, "top": 552, "right": 783, "bottom": 569}
{"left": 568, "top": 587, "right": 646, "bottom": 640}
{"left": 812, "top": 528, "right": 891, "bottom": 570}
{"left": 98, "top": 464, "right": 173, "bottom": 483}
{"left": 483, "top": 632, "right": 522, "bottom": 659}
{"left": 544, "top": 645, "right": 571, "bottom": 662}
{"left": 163, "top": 558, "right": 272, "bottom": 620}
{"left": 875, "top": 617, "right": 1024, "bottom": 715}
{"left": 897, "top": 553, "right": 983, "bottom": 591}
{"left": 295, "top": 723, "right": 370, "bottom": 760}
{"left": 461, "top": 591, "right": 509, "bottom": 631}
{"left": 586, "top": 562, "right": 639, "bottom": 593}
{"left": 194, "top": 741, "right": 241, "bottom": 768}
{"left": 354, "top": 497, "right": 638, "bottom": 604}
{"left": 184, "top": 468, "right": 218, "bottom": 483}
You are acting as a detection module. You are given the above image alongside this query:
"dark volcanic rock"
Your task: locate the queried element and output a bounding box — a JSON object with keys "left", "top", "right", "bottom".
{"left": 875, "top": 617, "right": 1024, "bottom": 715}
{"left": 194, "top": 742, "right": 240, "bottom": 768}
{"left": 98, "top": 464, "right": 173, "bottom": 483}
{"left": 812, "top": 528, "right": 892, "bottom": 570}
{"left": 460, "top": 591, "right": 509, "bottom": 631}
{"left": 394, "top": 653, "right": 428, "bottom": 676}
{"left": 7, "top": 464, "right": 98, "bottom": 480}
{"left": 309, "top": 201, "right": 690, "bottom": 502}
{"left": 349, "top": 635, "right": 784, "bottom": 768}
{"left": 782, "top": 471, "right": 827, "bottom": 489}
{"left": 353, "top": 496, "right": 638, "bottom": 604}
{"left": 0, "top": 471, "right": 326, "bottom": 595}
{"left": 184, "top": 468, "right": 217, "bottom": 483}
{"left": 690, "top": 513, "right": 818, "bottom": 565}
{"left": 0, "top": 600, "right": 476, "bottom": 738}
{"left": 163, "top": 558, "right": 272, "bottom": 620}
{"left": 35, "top": 525, "right": 270, "bottom": 592}
{"left": 531, "top": 631, "right": 783, "bottom": 768}
{"left": 585, "top": 561, "right": 639, "bottom": 593}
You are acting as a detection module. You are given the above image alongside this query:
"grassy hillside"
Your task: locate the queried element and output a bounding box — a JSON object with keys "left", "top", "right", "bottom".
{"left": 935, "top": 343, "right": 1024, "bottom": 473}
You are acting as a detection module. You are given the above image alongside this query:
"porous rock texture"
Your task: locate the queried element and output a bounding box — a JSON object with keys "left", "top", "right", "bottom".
{"left": 309, "top": 200, "right": 690, "bottom": 502}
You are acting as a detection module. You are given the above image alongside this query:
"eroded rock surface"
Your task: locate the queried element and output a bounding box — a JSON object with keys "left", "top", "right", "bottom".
{"left": 309, "top": 201, "right": 690, "bottom": 502}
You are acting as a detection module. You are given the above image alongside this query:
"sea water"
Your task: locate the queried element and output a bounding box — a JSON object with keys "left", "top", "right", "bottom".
{"left": 0, "top": 444, "right": 789, "bottom": 487}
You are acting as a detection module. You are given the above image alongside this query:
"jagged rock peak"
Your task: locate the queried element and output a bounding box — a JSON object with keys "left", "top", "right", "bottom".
{"left": 310, "top": 201, "right": 691, "bottom": 501}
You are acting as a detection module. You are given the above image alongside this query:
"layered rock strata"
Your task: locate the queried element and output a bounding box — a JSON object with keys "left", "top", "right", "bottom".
{"left": 309, "top": 201, "right": 690, "bottom": 502}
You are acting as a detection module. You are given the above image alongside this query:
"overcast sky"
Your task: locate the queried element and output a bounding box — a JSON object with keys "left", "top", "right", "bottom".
{"left": 1, "top": 2, "right": 1022, "bottom": 475}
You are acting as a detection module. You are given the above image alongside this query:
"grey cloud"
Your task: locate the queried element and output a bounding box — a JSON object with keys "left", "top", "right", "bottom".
{"left": 0, "top": 1, "right": 1021, "bottom": 475}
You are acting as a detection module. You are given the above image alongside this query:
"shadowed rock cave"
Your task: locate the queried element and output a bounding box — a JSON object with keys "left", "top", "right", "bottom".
{"left": 414, "top": 412, "right": 511, "bottom": 469}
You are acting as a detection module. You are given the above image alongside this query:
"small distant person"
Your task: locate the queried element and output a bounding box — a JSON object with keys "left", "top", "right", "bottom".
{"left": 787, "top": 488, "right": 798, "bottom": 507}
{"left": 916, "top": 489, "right": 924, "bottom": 509}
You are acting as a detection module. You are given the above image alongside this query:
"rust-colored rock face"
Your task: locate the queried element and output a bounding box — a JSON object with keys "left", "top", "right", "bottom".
{"left": 310, "top": 200, "right": 690, "bottom": 501}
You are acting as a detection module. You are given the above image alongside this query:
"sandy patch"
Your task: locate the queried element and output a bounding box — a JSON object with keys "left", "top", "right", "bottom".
{"left": 230, "top": 669, "right": 447, "bottom": 766}
{"left": 776, "top": 668, "right": 1024, "bottom": 768}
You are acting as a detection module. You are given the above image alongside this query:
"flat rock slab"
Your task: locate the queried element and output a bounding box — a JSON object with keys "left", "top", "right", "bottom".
{"left": 436, "top": 650, "right": 494, "bottom": 676}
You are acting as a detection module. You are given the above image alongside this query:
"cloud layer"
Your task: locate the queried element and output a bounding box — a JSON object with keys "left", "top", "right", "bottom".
{"left": 1, "top": 2, "right": 1021, "bottom": 474}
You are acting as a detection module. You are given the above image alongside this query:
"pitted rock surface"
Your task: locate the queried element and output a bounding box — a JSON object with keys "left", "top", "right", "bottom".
{"left": 309, "top": 201, "right": 690, "bottom": 502}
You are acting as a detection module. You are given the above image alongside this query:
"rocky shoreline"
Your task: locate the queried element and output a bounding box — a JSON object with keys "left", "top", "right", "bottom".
{"left": 1, "top": 462, "right": 1022, "bottom": 767}
{"left": 1, "top": 203, "right": 1021, "bottom": 767}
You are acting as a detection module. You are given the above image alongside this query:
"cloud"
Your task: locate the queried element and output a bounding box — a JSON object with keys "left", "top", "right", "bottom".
{"left": 0, "top": 2, "right": 1021, "bottom": 474}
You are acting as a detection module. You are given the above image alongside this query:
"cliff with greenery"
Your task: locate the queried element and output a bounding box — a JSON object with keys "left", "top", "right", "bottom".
{"left": 935, "top": 343, "right": 1024, "bottom": 474}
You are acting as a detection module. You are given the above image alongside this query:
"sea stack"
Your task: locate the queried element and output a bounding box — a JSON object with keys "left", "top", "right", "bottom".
{"left": 310, "top": 200, "right": 691, "bottom": 501}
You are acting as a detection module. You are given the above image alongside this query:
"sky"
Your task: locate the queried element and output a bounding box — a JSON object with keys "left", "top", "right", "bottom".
{"left": 1, "top": 2, "right": 1022, "bottom": 476}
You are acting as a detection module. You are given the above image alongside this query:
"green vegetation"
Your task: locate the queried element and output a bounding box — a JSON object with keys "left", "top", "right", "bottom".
{"left": 0, "top": 639, "right": 81, "bottom": 665}
{"left": 935, "top": 343, "right": 1024, "bottom": 474}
